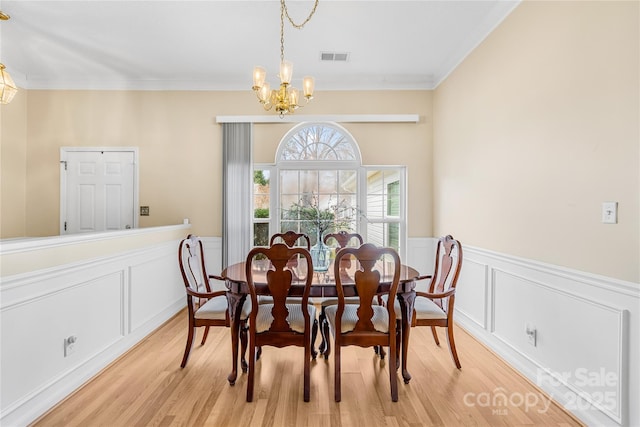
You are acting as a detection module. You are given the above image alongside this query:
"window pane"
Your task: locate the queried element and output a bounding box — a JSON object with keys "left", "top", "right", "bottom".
{"left": 253, "top": 223, "right": 269, "bottom": 246}
{"left": 387, "top": 181, "right": 399, "bottom": 217}
{"left": 367, "top": 194, "right": 384, "bottom": 219}
{"left": 280, "top": 170, "right": 299, "bottom": 194}
{"left": 280, "top": 220, "right": 299, "bottom": 233}
{"left": 339, "top": 170, "right": 357, "bottom": 194}
{"left": 319, "top": 170, "right": 337, "bottom": 193}
{"left": 253, "top": 169, "right": 270, "bottom": 219}
{"left": 299, "top": 170, "right": 318, "bottom": 195}
{"left": 367, "top": 223, "right": 384, "bottom": 246}
{"left": 388, "top": 223, "right": 399, "bottom": 251}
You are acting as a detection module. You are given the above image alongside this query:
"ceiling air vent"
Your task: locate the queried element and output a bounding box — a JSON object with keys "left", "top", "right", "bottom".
{"left": 320, "top": 52, "right": 350, "bottom": 62}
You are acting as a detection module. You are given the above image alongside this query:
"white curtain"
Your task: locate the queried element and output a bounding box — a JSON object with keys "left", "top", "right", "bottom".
{"left": 222, "top": 123, "right": 253, "bottom": 268}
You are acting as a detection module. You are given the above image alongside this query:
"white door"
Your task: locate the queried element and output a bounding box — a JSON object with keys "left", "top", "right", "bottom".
{"left": 61, "top": 148, "right": 138, "bottom": 234}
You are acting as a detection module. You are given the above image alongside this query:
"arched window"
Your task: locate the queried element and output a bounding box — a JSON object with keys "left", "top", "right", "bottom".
{"left": 253, "top": 122, "right": 406, "bottom": 257}
{"left": 277, "top": 123, "right": 360, "bottom": 162}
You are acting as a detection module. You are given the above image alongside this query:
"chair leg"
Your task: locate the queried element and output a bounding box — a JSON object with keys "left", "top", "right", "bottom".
{"left": 311, "top": 318, "right": 318, "bottom": 360}
{"left": 246, "top": 337, "right": 256, "bottom": 402}
{"left": 323, "top": 316, "right": 332, "bottom": 359}
{"left": 201, "top": 326, "right": 210, "bottom": 345}
{"left": 431, "top": 326, "right": 440, "bottom": 346}
{"left": 180, "top": 325, "right": 196, "bottom": 368}
{"left": 318, "top": 307, "right": 328, "bottom": 356}
{"left": 446, "top": 326, "right": 462, "bottom": 369}
{"left": 389, "top": 340, "right": 398, "bottom": 402}
{"left": 395, "top": 327, "right": 401, "bottom": 371}
{"left": 304, "top": 339, "right": 311, "bottom": 402}
{"left": 240, "top": 322, "right": 248, "bottom": 373}
{"left": 334, "top": 344, "right": 341, "bottom": 402}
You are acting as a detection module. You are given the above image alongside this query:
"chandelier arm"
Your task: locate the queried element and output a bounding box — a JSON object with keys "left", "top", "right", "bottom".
{"left": 281, "top": 0, "right": 319, "bottom": 29}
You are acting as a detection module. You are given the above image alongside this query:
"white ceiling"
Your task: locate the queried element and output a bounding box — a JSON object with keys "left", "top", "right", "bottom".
{"left": 0, "top": 0, "right": 520, "bottom": 91}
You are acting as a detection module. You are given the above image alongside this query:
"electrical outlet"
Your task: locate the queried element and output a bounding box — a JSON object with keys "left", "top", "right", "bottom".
{"left": 64, "top": 335, "right": 77, "bottom": 357}
{"left": 525, "top": 324, "right": 537, "bottom": 347}
{"left": 140, "top": 206, "right": 150, "bottom": 216}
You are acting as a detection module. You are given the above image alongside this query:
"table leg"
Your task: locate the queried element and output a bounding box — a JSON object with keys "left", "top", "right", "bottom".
{"left": 397, "top": 290, "right": 416, "bottom": 384}
{"left": 225, "top": 292, "right": 246, "bottom": 386}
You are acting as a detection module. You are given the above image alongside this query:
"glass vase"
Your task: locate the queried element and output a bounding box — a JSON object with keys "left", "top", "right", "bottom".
{"left": 310, "top": 232, "right": 330, "bottom": 272}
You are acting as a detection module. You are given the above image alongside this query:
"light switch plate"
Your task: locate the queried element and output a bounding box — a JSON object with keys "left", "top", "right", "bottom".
{"left": 602, "top": 202, "right": 617, "bottom": 224}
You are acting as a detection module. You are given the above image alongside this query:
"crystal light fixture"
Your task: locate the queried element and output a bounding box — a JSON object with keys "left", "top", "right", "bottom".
{"left": 252, "top": 0, "right": 318, "bottom": 117}
{"left": 0, "top": 11, "right": 18, "bottom": 105}
{"left": 0, "top": 63, "right": 18, "bottom": 105}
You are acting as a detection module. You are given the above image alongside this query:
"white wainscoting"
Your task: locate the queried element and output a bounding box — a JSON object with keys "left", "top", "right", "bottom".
{"left": 452, "top": 243, "right": 639, "bottom": 427}
{"left": 1, "top": 235, "right": 637, "bottom": 426}
{"left": 0, "top": 233, "right": 189, "bottom": 426}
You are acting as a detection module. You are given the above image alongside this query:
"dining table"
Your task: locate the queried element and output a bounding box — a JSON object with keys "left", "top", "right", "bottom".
{"left": 222, "top": 257, "right": 421, "bottom": 386}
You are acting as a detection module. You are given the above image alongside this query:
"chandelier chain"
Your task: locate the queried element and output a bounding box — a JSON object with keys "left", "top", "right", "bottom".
{"left": 280, "top": 0, "right": 319, "bottom": 63}
{"left": 282, "top": 0, "right": 319, "bottom": 29}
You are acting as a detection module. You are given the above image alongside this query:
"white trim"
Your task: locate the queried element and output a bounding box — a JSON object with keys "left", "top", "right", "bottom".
{"left": 216, "top": 114, "right": 420, "bottom": 124}
{"left": 465, "top": 244, "right": 639, "bottom": 297}
{"left": 0, "top": 224, "right": 190, "bottom": 256}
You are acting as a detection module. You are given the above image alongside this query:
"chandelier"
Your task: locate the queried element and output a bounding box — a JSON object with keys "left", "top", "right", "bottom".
{"left": 252, "top": 0, "right": 318, "bottom": 117}
{"left": 0, "top": 11, "right": 18, "bottom": 105}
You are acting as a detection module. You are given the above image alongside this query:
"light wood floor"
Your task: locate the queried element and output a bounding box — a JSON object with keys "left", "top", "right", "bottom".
{"left": 33, "top": 309, "right": 583, "bottom": 427}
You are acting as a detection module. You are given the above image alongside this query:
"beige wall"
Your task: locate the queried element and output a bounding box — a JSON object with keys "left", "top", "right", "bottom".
{"left": 0, "top": 90, "right": 28, "bottom": 238}
{"left": 2, "top": 90, "right": 432, "bottom": 239}
{"left": 433, "top": 1, "right": 639, "bottom": 282}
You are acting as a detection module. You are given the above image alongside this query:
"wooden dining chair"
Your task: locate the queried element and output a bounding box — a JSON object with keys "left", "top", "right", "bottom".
{"left": 325, "top": 243, "right": 401, "bottom": 402}
{"left": 414, "top": 235, "right": 463, "bottom": 368}
{"left": 384, "top": 235, "right": 463, "bottom": 371}
{"left": 318, "top": 231, "right": 364, "bottom": 358}
{"left": 264, "top": 231, "right": 318, "bottom": 359}
{"left": 269, "top": 230, "right": 311, "bottom": 249}
{"left": 245, "top": 243, "right": 316, "bottom": 402}
{"left": 323, "top": 230, "right": 363, "bottom": 249}
{"left": 178, "top": 234, "right": 250, "bottom": 369}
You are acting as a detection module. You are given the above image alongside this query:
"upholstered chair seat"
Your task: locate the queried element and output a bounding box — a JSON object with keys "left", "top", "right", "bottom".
{"left": 325, "top": 304, "right": 388, "bottom": 334}
{"left": 195, "top": 297, "right": 251, "bottom": 321}
{"left": 255, "top": 303, "right": 316, "bottom": 333}
{"left": 382, "top": 294, "right": 448, "bottom": 321}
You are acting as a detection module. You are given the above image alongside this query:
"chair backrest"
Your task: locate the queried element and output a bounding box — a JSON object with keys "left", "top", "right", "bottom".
{"left": 269, "top": 231, "right": 311, "bottom": 250}
{"left": 245, "top": 243, "right": 313, "bottom": 333}
{"left": 333, "top": 243, "right": 401, "bottom": 333}
{"left": 323, "top": 231, "right": 363, "bottom": 248}
{"left": 430, "top": 235, "right": 463, "bottom": 311}
{"left": 178, "top": 235, "right": 210, "bottom": 293}
{"left": 178, "top": 235, "right": 212, "bottom": 310}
